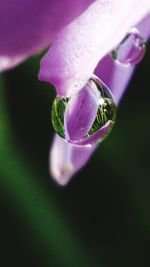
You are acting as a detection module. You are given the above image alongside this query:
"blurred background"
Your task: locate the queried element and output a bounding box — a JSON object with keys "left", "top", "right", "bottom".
{"left": 0, "top": 46, "right": 150, "bottom": 267}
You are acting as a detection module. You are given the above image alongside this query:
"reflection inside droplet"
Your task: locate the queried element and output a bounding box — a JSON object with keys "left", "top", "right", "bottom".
{"left": 51, "top": 75, "right": 117, "bottom": 146}
{"left": 111, "top": 27, "right": 146, "bottom": 66}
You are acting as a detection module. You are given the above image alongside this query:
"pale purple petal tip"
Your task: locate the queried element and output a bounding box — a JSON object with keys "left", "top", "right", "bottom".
{"left": 50, "top": 135, "right": 96, "bottom": 185}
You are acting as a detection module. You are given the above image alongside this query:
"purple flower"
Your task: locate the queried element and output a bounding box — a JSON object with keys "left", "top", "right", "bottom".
{"left": 0, "top": 0, "right": 150, "bottom": 185}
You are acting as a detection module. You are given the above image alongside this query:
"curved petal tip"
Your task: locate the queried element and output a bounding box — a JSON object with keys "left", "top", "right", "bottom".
{"left": 50, "top": 134, "right": 96, "bottom": 185}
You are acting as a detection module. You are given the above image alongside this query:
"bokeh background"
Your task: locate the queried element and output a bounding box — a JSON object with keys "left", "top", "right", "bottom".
{"left": 0, "top": 46, "right": 150, "bottom": 267}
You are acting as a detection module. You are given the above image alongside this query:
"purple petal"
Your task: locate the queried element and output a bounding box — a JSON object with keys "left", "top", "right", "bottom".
{"left": 0, "top": 55, "right": 27, "bottom": 72}
{"left": 0, "top": 0, "right": 93, "bottom": 71}
{"left": 137, "top": 14, "right": 150, "bottom": 38}
{"left": 95, "top": 55, "right": 135, "bottom": 104}
{"left": 64, "top": 83, "right": 99, "bottom": 141}
{"left": 50, "top": 13, "right": 150, "bottom": 185}
{"left": 50, "top": 134, "right": 96, "bottom": 185}
{"left": 39, "top": 0, "right": 150, "bottom": 97}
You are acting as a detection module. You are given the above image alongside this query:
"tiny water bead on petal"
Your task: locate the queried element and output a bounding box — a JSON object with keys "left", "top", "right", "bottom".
{"left": 51, "top": 76, "right": 117, "bottom": 146}
{"left": 111, "top": 27, "right": 146, "bottom": 66}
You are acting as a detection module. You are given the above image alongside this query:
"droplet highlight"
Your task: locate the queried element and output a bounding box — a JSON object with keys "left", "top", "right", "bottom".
{"left": 111, "top": 27, "right": 146, "bottom": 66}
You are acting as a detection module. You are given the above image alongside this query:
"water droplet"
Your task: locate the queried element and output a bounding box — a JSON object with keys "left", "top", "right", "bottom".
{"left": 111, "top": 27, "right": 146, "bottom": 66}
{"left": 51, "top": 75, "right": 117, "bottom": 146}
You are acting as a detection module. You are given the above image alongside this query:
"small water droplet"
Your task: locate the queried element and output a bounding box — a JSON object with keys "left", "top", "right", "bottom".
{"left": 51, "top": 75, "right": 117, "bottom": 146}
{"left": 111, "top": 27, "right": 146, "bottom": 66}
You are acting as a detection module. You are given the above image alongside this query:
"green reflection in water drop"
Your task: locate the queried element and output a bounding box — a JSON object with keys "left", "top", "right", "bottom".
{"left": 51, "top": 97, "right": 68, "bottom": 138}
{"left": 88, "top": 98, "right": 116, "bottom": 136}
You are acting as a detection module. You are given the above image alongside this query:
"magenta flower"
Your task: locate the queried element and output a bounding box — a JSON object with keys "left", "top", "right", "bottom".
{"left": 0, "top": 0, "right": 150, "bottom": 185}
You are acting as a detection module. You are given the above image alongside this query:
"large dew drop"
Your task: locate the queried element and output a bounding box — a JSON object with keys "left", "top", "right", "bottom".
{"left": 51, "top": 75, "right": 117, "bottom": 146}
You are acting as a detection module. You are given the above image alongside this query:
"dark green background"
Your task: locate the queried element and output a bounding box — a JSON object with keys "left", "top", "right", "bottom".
{"left": 0, "top": 47, "right": 150, "bottom": 267}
